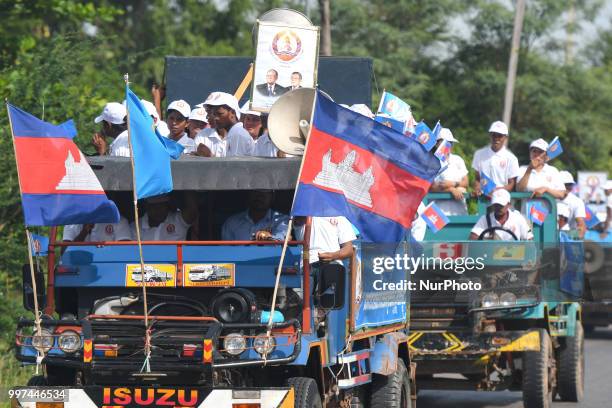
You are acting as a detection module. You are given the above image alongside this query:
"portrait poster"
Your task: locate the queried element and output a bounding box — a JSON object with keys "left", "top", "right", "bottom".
{"left": 251, "top": 21, "right": 320, "bottom": 112}
{"left": 577, "top": 171, "right": 608, "bottom": 218}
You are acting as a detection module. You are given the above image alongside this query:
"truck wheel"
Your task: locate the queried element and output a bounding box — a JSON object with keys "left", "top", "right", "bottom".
{"left": 522, "top": 329, "right": 555, "bottom": 408}
{"left": 371, "top": 359, "right": 411, "bottom": 408}
{"left": 286, "top": 377, "right": 322, "bottom": 408}
{"left": 26, "top": 375, "right": 47, "bottom": 386}
{"left": 558, "top": 322, "right": 584, "bottom": 402}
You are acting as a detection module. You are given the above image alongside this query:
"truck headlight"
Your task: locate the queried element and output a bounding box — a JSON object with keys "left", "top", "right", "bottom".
{"left": 499, "top": 292, "right": 517, "bottom": 307}
{"left": 253, "top": 334, "right": 276, "bottom": 356}
{"left": 223, "top": 333, "right": 246, "bottom": 356}
{"left": 58, "top": 330, "right": 82, "bottom": 353}
{"left": 481, "top": 293, "right": 499, "bottom": 308}
{"left": 31, "top": 329, "right": 54, "bottom": 353}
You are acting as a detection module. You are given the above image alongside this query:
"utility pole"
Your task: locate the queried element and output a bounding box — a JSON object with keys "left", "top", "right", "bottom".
{"left": 319, "top": 0, "right": 332, "bottom": 56}
{"left": 502, "top": 0, "right": 527, "bottom": 127}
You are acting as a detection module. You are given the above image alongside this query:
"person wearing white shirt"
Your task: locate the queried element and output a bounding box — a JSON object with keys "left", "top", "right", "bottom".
{"left": 429, "top": 128, "right": 469, "bottom": 215}
{"left": 295, "top": 216, "right": 357, "bottom": 265}
{"left": 254, "top": 131, "right": 279, "bottom": 158}
{"left": 558, "top": 202, "right": 571, "bottom": 232}
{"left": 411, "top": 202, "right": 427, "bottom": 242}
{"left": 131, "top": 193, "right": 198, "bottom": 241}
{"left": 91, "top": 102, "right": 131, "bottom": 157}
{"left": 471, "top": 121, "right": 520, "bottom": 195}
{"left": 195, "top": 92, "right": 254, "bottom": 157}
{"left": 188, "top": 106, "right": 208, "bottom": 139}
{"left": 605, "top": 180, "right": 612, "bottom": 230}
{"left": 222, "top": 190, "right": 289, "bottom": 241}
{"left": 166, "top": 99, "right": 195, "bottom": 154}
{"left": 516, "top": 138, "right": 566, "bottom": 199}
{"left": 559, "top": 171, "right": 586, "bottom": 239}
{"left": 141, "top": 99, "right": 170, "bottom": 137}
{"left": 470, "top": 189, "right": 533, "bottom": 241}
{"left": 63, "top": 216, "right": 133, "bottom": 242}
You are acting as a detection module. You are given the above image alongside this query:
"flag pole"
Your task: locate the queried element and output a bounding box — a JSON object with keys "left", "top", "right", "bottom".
{"left": 263, "top": 90, "right": 319, "bottom": 363}
{"left": 124, "top": 74, "right": 152, "bottom": 373}
{"left": 6, "top": 99, "right": 45, "bottom": 372}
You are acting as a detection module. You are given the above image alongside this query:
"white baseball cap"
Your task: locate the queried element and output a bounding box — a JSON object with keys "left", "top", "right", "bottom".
{"left": 189, "top": 107, "right": 208, "bottom": 123}
{"left": 437, "top": 128, "right": 459, "bottom": 143}
{"left": 349, "top": 104, "right": 374, "bottom": 118}
{"left": 167, "top": 100, "right": 191, "bottom": 119}
{"left": 203, "top": 92, "right": 241, "bottom": 119}
{"left": 140, "top": 99, "right": 159, "bottom": 121}
{"left": 488, "top": 120, "right": 509, "bottom": 136}
{"left": 490, "top": 189, "right": 511, "bottom": 206}
{"left": 94, "top": 102, "right": 126, "bottom": 125}
{"left": 240, "top": 102, "right": 261, "bottom": 117}
{"left": 529, "top": 138, "right": 549, "bottom": 152}
{"left": 557, "top": 202, "right": 570, "bottom": 219}
{"left": 605, "top": 180, "right": 612, "bottom": 190}
{"left": 559, "top": 170, "right": 575, "bottom": 185}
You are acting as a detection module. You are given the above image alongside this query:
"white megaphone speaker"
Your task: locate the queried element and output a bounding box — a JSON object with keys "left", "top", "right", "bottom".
{"left": 267, "top": 87, "right": 317, "bottom": 156}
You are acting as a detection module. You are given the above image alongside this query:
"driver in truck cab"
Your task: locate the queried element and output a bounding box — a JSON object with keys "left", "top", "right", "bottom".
{"left": 469, "top": 189, "right": 534, "bottom": 241}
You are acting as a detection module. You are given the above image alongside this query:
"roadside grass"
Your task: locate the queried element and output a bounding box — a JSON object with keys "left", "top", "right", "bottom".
{"left": 0, "top": 347, "right": 35, "bottom": 408}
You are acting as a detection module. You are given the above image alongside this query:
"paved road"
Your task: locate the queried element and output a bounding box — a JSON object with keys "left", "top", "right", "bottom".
{"left": 417, "top": 326, "right": 612, "bottom": 408}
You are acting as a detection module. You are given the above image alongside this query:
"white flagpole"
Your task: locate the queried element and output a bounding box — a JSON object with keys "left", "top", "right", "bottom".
{"left": 124, "top": 74, "right": 152, "bottom": 372}
{"left": 5, "top": 100, "right": 45, "bottom": 373}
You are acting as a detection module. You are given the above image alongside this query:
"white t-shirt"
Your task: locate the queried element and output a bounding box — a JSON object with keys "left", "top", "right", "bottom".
{"left": 221, "top": 209, "right": 289, "bottom": 241}
{"left": 226, "top": 122, "right": 254, "bottom": 157}
{"left": 63, "top": 216, "right": 132, "bottom": 242}
{"left": 296, "top": 216, "right": 357, "bottom": 264}
{"left": 471, "top": 146, "right": 520, "bottom": 187}
{"left": 254, "top": 132, "right": 278, "bottom": 157}
{"left": 194, "top": 128, "right": 226, "bottom": 157}
{"left": 433, "top": 154, "right": 468, "bottom": 215}
{"left": 109, "top": 130, "right": 131, "bottom": 157}
{"left": 133, "top": 212, "right": 190, "bottom": 241}
{"left": 607, "top": 194, "right": 612, "bottom": 210}
{"left": 411, "top": 202, "right": 427, "bottom": 241}
{"left": 471, "top": 209, "right": 533, "bottom": 241}
{"left": 173, "top": 133, "right": 196, "bottom": 154}
{"left": 560, "top": 193, "right": 586, "bottom": 229}
{"left": 517, "top": 164, "right": 565, "bottom": 192}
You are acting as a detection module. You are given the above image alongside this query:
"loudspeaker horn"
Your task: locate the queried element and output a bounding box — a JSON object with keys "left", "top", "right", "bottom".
{"left": 267, "top": 88, "right": 317, "bottom": 156}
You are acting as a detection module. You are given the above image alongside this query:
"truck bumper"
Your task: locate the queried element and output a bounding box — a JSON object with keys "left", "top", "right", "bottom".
{"left": 409, "top": 330, "right": 540, "bottom": 358}
{"left": 10, "top": 386, "right": 294, "bottom": 408}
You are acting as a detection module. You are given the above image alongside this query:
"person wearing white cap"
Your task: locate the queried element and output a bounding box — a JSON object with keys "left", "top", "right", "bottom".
{"left": 429, "top": 128, "right": 469, "bottom": 215}
{"left": 469, "top": 189, "right": 533, "bottom": 240}
{"left": 516, "top": 138, "right": 566, "bottom": 199}
{"left": 92, "top": 102, "right": 130, "bottom": 157}
{"left": 141, "top": 99, "right": 170, "bottom": 137}
{"left": 240, "top": 102, "right": 263, "bottom": 140}
{"left": 605, "top": 180, "right": 612, "bottom": 230}
{"left": 558, "top": 170, "right": 586, "bottom": 238}
{"left": 187, "top": 107, "right": 208, "bottom": 139}
{"left": 557, "top": 202, "right": 571, "bottom": 232}
{"left": 471, "top": 120, "right": 520, "bottom": 195}
{"left": 194, "top": 92, "right": 254, "bottom": 157}
{"left": 166, "top": 100, "right": 195, "bottom": 154}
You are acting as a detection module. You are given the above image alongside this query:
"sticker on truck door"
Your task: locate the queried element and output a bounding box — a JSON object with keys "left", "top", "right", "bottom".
{"left": 125, "top": 264, "right": 177, "bottom": 287}
{"left": 183, "top": 264, "right": 235, "bottom": 287}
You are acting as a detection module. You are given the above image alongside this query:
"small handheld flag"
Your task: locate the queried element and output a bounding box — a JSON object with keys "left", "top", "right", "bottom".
{"left": 7, "top": 103, "right": 120, "bottom": 226}
{"left": 374, "top": 114, "right": 405, "bottom": 133}
{"left": 529, "top": 202, "right": 549, "bottom": 225}
{"left": 30, "top": 233, "right": 49, "bottom": 256}
{"left": 413, "top": 121, "right": 437, "bottom": 152}
{"left": 434, "top": 139, "right": 452, "bottom": 164}
{"left": 546, "top": 136, "right": 563, "bottom": 160}
{"left": 584, "top": 206, "right": 601, "bottom": 229}
{"left": 421, "top": 202, "right": 450, "bottom": 233}
{"left": 480, "top": 172, "right": 498, "bottom": 196}
{"left": 126, "top": 86, "right": 184, "bottom": 199}
{"left": 377, "top": 91, "right": 412, "bottom": 123}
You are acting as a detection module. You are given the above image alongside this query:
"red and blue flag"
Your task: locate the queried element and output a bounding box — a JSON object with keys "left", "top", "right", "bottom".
{"left": 434, "top": 139, "right": 452, "bottom": 164}
{"left": 584, "top": 206, "right": 601, "bottom": 229}
{"left": 8, "top": 103, "right": 119, "bottom": 226}
{"left": 529, "top": 202, "right": 549, "bottom": 225}
{"left": 291, "top": 92, "right": 441, "bottom": 242}
{"left": 421, "top": 202, "right": 449, "bottom": 233}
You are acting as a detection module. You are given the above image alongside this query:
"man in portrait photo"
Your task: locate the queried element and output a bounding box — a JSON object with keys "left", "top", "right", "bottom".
{"left": 256, "top": 69, "right": 288, "bottom": 97}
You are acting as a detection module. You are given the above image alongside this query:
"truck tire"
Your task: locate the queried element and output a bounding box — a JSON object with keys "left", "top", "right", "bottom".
{"left": 522, "top": 329, "right": 555, "bottom": 408}
{"left": 371, "top": 359, "right": 411, "bottom": 408}
{"left": 286, "top": 377, "right": 322, "bottom": 408}
{"left": 26, "top": 375, "right": 47, "bottom": 386}
{"left": 558, "top": 322, "right": 584, "bottom": 402}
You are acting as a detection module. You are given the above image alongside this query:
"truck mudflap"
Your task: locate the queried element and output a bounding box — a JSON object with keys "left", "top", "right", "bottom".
{"left": 408, "top": 330, "right": 540, "bottom": 357}
{"left": 10, "top": 386, "right": 294, "bottom": 408}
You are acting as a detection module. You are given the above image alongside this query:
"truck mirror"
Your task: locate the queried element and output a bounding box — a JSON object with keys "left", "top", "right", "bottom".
{"left": 316, "top": 264, "right": 345, "bottom": 310}
{"left": 22, "top": 264, "right": 46, "bottom": 312}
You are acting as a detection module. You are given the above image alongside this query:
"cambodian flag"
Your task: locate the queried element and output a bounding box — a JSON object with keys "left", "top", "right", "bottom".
{"left": 377, "top": 91, "right": 412, "bottom": 123}
{"left": 434, "top": 139, "right": 452, "bottom": 164}
{"left": 529, "top": 202, "right": 549, "bottom": 225}
{"left": 584, "top": 206, "right": 601, "bottom": 229}
{"left": 292, "top": 91, "right": 441, "bottom": 242}
{"left": 480, "top": 171, "right": 497, "bottom": 196}
{"left": 413, "top": 121, "right": 437, "bottom": 152}
{"left": 7, "top": 103, "right": 119, "bottom": 226}
{"left": 546, "top": 136, "right": 563, "bottom": 160}
{"left": 421, "top": 202, "right": 449, "bottom": 233}
{"left": 30, "top": 233, "right": 49, "bottom": 256}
